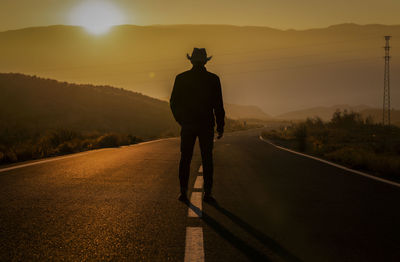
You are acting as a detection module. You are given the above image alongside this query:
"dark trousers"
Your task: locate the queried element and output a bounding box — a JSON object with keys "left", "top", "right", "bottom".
{"left": 179, "top": 126, "right": 214, "bottom": 195}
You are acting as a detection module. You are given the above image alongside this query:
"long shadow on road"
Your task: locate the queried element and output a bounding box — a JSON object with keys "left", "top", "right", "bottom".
{"left": 187, "top": 201, "right": 301, "bottom": 262}
{"left": 209, "top": 202, "right": 301, "bottom": 262}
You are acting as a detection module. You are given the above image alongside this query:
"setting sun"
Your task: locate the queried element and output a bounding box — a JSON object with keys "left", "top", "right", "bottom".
{"left": 69, "top": 0, "right": 125, "bottom": 35}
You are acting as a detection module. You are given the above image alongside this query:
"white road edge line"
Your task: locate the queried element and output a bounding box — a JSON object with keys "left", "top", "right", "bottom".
{"left": 198, "top": 165, "right": 203, "bottom": 173}
{"left": 188, "top": 192, "right": 203, "bottom": 217}
{"left": 0, "top": 137, "right": 177, "bottom": 173}
{"left": 0, "top": 150, "right": 104, "bottom": 173}
{"left": 194, "top": 176, "right": 204, "bottom": 189}
{"left": 259, "top": 135, "right": 400, "bottom": 188}
{"left": 184, "top": 227, "right": 205, "bottom": 262}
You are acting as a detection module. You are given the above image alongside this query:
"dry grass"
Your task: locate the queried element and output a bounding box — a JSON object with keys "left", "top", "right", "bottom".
{"left": 262, "top": 110, "right": 400, "bottom": 177}
{"left": 0, "top": 129, "right": 143, "bottom": 165}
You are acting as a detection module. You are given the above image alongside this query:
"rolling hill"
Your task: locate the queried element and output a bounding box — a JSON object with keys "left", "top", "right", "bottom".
{"left": 224, "top": 103, "right": 272, "bottom": 120}
{"left": 0, "top": 73, "right": 179, "bottom": 139}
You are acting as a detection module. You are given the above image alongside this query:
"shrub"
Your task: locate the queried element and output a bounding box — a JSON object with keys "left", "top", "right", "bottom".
{"left": 325, "top": 147, "right": 400, "bottom": 176}
{"left": 14, "top": 144, "right": 34, "bottom": 162}
{"left": 127, "top": 135, "right": 142, "bottom": 144}
{"left": 36, "top": 137, "right": 55, "bottom": 157}
{"left": 294, "top": 123, "right": 307, "bottom": 152}
{"left": 0, "top": 129, "right": 144, "bottom": 165}
{"left": 3, "top": 150, "right": 18, "bottom": 163}
{"left": 81, "top": 139, "right": 95, "bottom": 150}
{"left": 47, "top": 129, "right": 79, "bottom": 147}
{"left": 261, "top": 110, "right": 400, "bottom": 177}
{"left": 96, "top": 133, "right": 120, "bottom": 148}
{"left": 57, "top": 142, "right": 75, "bottom": 154}
{"left": 305, "top": 117, "right": 324, "bottom": 128}
{"left": 330, "top": 110, "right": 363, "bottom": 128}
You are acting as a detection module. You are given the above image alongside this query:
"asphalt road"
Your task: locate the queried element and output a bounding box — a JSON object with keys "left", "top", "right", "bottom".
{"left": 1, "top": 128, "right": 400, "bottom": 261}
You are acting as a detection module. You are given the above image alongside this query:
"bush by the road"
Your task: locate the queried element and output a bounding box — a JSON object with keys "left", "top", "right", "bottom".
{"left": 262, "top": 110, "right": 400, "bottom": 177}
{"left": 0, "top": 129, "right": 143, "bottom": 165}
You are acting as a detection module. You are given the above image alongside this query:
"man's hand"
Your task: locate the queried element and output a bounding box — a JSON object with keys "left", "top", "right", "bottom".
{"left": 216, "top": 131, "right": 223, "bottom": 140}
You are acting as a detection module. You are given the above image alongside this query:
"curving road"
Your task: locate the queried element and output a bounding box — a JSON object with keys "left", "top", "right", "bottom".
{"left": 1, "top": 128, "right": 400, "bottom": 261}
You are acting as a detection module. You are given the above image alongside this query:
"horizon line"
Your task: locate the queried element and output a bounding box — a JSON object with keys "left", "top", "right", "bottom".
{"left": 1, "top": 22, "right": 400, "bottom": 34}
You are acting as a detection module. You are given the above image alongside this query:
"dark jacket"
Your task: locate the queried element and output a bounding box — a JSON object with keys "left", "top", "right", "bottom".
{"left": 170, "top": 66, "right": 225, "bottom": 132}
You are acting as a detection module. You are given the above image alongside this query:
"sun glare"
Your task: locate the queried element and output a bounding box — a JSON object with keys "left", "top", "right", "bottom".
{"left": 69, "top": 0, "right": 125, "bottom": 35}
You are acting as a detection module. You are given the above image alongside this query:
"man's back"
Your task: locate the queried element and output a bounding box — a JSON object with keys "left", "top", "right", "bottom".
{"left": 170, "top": 66, "right": 225, "bottom": 130}
{"left": 171, "top": 47, "right": 224, "bottom": 202}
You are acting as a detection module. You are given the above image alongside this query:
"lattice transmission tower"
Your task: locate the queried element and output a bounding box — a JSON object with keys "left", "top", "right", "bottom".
{"left": 383, "top": 36, "right": 391, "bottom": 125}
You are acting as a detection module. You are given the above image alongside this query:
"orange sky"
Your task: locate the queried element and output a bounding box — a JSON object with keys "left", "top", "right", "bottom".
{"left": 1, "top": 0, "right": 400, "bottom": 31}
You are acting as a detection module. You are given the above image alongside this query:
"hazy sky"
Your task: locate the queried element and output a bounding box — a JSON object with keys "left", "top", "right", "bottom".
{"left": 1, "top": 0, "right": 400, "bottom": 32}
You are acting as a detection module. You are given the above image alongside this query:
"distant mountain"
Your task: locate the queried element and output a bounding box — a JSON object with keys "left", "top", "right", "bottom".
{"left": 0, "top": 73, "right": 178, "bottom": 138}
{"left": 1, "top": 24, "right": 399, "bottom": 115}
{"left": 225, "top": 103, "right": 272, "bottom": 120}
{"left": 277, "top": 104, "right": 372, "bottom": 121}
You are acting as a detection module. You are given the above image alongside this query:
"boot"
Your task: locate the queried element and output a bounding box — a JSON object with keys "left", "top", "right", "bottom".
{"left": 178, "top": 188, "right": 188, "bottom": 202}
{"left": 203, "top": 192, "right": 216, "bottom": 203}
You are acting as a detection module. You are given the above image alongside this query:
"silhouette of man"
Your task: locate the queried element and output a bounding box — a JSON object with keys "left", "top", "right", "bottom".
{"left": 170, "top": 48, "right": 225, "bottom": 202}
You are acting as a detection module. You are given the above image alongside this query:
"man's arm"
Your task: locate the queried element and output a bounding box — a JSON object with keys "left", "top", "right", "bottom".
{"left": 214, "top": 76, "right": 225, "bottom": 137}
{"left": 170, "top": 76, "right": 182, "bottom": 125}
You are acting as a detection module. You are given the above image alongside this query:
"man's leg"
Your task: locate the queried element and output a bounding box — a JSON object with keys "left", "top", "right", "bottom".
{"left": 179, "top": 127, "right": 197, "bottom": 196}
{"left": 198, "top": 128, "right": 214, "bottom": 196}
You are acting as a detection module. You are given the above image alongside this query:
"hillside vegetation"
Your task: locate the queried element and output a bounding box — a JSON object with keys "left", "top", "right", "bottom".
{"left": 262, "top": 110, "right": 400, "bottom": 178}
{"left": 0, "top": 73, "right": 178, "bottom": 137}
{"left": 0, "top": 73, "right": 254, "bottom": 165}
{"left": 0, "top": 73, "right": 179, "bottom": 163}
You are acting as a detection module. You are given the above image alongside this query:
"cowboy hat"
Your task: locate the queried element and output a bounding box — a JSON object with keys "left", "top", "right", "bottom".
{"left": 186, "top": 48, "right": 212, "bottom": 62}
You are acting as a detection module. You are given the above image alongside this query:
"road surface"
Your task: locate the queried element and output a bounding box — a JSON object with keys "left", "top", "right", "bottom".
{"left": 1, "top": 128, "right": 400, "bottom": 261}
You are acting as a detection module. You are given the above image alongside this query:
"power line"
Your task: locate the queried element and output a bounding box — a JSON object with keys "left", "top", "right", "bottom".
{"left": 37, "top": 46, "right": 378, "bottom": 75}
{"left": 64, "top": 56, "right": 376, "bottom": 86}
{"left": 216, "top": 35, "right": 381, "bottom": 57}
{"left": 220, "top": 57, "right": 376, "bottom": 76}
{"left": 32, "top": 36, "right": 381, "bottom": 72}
{"left": 18, "top": 35, "right": 385, "bottom": 89}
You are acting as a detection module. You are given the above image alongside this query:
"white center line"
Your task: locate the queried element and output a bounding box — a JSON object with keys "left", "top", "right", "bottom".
{"left": 194, "top": 176, "right": 204, "bottom": 189}
{"left": 184, "top": 227, "right": 205, "bottom": 262}
{"left": 0, "top": 150, "right": 103, "bottom": 173}
{"left": 188, "top": 192, "right": 203, "bottom": 217}
{"left": 184, "top": 165, "right": 205, "bottom": 261}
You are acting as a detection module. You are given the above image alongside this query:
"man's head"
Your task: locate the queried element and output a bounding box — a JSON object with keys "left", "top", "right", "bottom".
{"left": 187, "top": 48, "right": 212, "bottom": 66}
